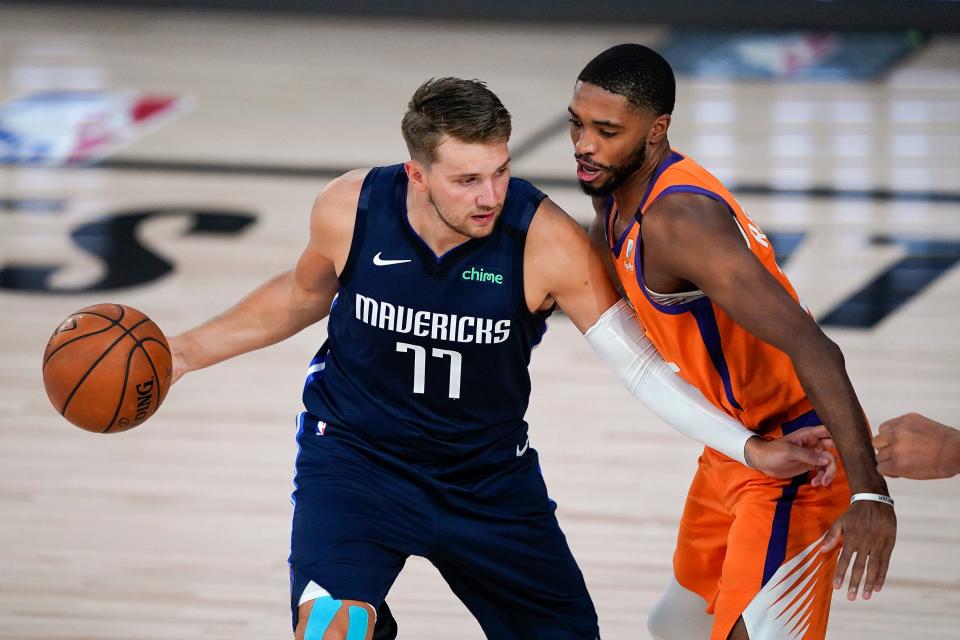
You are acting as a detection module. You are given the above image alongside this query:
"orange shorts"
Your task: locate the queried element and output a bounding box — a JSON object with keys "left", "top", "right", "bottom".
{"left": 673, "top": 426, "right": 849, "bottom": 639}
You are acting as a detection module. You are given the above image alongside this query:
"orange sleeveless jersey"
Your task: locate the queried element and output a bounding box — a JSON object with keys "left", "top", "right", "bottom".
{"left": 608, "top": 151, "right": 813, "bottom": 434}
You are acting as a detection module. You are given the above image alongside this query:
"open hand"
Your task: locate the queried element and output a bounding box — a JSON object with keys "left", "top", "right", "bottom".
{"left": 821, "top": 500, "right": 897, "bottom": 601}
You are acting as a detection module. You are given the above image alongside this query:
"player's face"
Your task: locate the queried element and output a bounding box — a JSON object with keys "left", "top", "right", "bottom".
{"left": 568, "top": 81, "right": 655, "bottom": 197}
{"left": 422, "top": 137, "right": 511, "bottom": 239}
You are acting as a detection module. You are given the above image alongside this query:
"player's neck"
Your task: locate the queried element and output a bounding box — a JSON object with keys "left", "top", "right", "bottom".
{"left": 407, "top": 189, "right": 472, "bottom": 257}
{"left": 611, "top": 142, "right": 672, "bottom": 218}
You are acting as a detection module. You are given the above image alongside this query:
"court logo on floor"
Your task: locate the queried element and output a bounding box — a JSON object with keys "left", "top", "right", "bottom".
{"left": 661, "top": 31, "right": 922, "bottom": 80}
{"left": 0, "top": 91, "right": 189, "bottom": 165}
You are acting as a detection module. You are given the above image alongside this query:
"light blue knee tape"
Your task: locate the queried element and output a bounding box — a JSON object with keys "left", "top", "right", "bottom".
{"left": 346, "top": 605, "right": 369, "bottom": 640}
{"left": 303, "top": 595, "right": 370, "bottom": 640}
{"left": 304, "top": 596, "right": 341, "bottom": 640}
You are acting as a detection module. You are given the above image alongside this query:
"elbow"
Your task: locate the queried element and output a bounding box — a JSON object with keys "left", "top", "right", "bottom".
{"left": 815, "top": 326, "right": 843, "bottom": 360}
{"left": 821, "top": 335, "right": 845, "bottom": 369}
{"left": 793, "top": 326, "right": 844, "bottom": 368}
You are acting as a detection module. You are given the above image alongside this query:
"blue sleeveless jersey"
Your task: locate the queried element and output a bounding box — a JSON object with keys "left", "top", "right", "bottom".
{"left": 302, "top": 164, "right": 552, "bottom": 466}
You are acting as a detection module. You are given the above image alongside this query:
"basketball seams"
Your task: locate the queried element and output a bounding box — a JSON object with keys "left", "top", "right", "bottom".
{"left": 60, "top": 317, "right": 152, "bottom": 416}
{"left": 102, "top": 333, "right": 169, "bottom": 433}
{"left": 103, "top": 343, "right": 140, "bottom": 433}
{"left": 43, "top": 310, "right": 123, "bottom": 367}
{"left": 139, "top": 337, "right": 171, "bottom": 354}
{"left": 82, "top": 308, "right": 125, "bottom": 323}
{"left": 44, "top": 323, "right": 118, "bottom": 367}
{"left": 136, "top": 341, "right": 163, "bottom": 420}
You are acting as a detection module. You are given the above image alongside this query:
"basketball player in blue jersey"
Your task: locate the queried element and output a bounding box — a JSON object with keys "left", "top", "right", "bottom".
{"left": 167, "top": 78, "right": 838, "bottom": 640}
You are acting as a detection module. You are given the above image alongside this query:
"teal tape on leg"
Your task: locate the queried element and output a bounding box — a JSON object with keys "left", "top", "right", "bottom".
{"left": 345, "top": 606, "right": 370, "bottom": 640}
{"left": 304, "top": 596, "right": 342, "bottom": 640}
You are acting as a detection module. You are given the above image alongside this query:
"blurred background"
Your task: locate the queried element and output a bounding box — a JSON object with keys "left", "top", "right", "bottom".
{"left": 1, "top": 1, "right": 958, "bottom": 638}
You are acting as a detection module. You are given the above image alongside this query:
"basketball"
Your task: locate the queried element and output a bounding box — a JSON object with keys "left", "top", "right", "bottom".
{"left": 42, "top": 303, "right": 173, "bottom": 433}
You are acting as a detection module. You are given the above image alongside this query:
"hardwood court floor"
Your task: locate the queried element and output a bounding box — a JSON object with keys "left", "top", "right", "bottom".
{"left": 1, "top": 7, "right": 958, "bottom": 639}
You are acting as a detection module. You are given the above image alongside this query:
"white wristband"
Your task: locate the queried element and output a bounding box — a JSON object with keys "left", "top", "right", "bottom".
{"left": 850, "top": 493, "right": 895, "bottom": 508}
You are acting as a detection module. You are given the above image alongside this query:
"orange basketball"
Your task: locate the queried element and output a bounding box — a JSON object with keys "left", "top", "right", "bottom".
{"left": 42, "top": 303, "right": 172, "bottom": 433}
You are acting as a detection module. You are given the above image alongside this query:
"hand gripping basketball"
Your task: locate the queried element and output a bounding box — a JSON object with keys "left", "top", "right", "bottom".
{"left": 42, "top": 303, "right": 173, "bottom": 433}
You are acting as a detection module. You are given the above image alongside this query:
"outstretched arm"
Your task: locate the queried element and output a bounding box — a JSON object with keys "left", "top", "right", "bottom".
{"left": 583, "top": 299, "right": 835, "bottom": 483}
{"left": 524, "top": 198, "right": 834, "bottom": 480}
{"left": 169, "top": 171, "right": 365, "bottom": 382}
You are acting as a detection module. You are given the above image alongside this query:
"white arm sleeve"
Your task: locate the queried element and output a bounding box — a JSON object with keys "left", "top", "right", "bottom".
{"left": 584, "top": 299, "right": 755, "bottom": 466}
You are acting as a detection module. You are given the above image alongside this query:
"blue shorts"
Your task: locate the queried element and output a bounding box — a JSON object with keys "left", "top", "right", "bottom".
{"left": 289, "top": 413, "right": 599, "bottom": 640}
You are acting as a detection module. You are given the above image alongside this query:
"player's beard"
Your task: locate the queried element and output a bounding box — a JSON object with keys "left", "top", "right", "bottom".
{"left": 428, "top": 190, "right": 499, "bottom": 239}
{"left": 577, "top": 141, "right": 647, "bottom": 198}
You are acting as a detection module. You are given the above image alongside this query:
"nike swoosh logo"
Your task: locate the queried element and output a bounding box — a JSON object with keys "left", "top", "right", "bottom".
{"left": 373, "top": 252, "right": 412, "bottom": 266}
{"left": 516, "top": 436, "right": 529, "bottom": 457}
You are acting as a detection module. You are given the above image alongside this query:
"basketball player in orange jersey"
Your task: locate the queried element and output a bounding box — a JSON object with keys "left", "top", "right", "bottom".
{"left": 568, "top": 45, "right": 897, "bottom": 640}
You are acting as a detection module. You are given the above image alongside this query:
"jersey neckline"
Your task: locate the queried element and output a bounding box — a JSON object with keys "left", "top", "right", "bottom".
{"left": 606, "top": 150, "right": 685, "bottom": 258}
{"left": 394, "top": 167, "right": 487, "bottom": 276}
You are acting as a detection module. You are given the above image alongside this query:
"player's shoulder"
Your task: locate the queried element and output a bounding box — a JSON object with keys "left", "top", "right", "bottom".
{"left": 315, "top": 169, "right": 370, "bottom": 209}
{"left": 507, "top": 175, "right": 542, "bottom": 195}
{"left": 504, "top": 176, "right": 548, "bottom": 217}
{"left": 643, "top": 188, "right": 731, "bottom": 240}
{"left": 311, "top": 169, "right": 371, "bottom": 219}
{"left": 308, "top": 169, "right": 371, "bottom": 243}
{"left": 526, "top": 197, "right": 592, "bottom": 259}
{"left": 530, "top": 197, "right": 581, "bottom": 234}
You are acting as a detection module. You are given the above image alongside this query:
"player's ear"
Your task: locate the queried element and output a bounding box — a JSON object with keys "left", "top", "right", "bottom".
{"left": 648, "top": 114, "right": 671, "bottom": 145}
{"left": 404, "top": 160, "right": 430, "bottom": 193}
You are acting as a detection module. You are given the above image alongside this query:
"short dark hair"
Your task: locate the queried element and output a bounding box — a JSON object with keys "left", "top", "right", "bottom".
{"left": 577, "top": 44, "right": 675, "bottom": 116}
{"left": 401, "top": 77, "right": 512, "bottom": 165}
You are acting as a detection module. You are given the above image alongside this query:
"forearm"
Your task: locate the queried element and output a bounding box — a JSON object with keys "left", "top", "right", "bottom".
{"left": 174, "top": 271, "right": 331, "bottom": 374}
{"left": 792, "top": 335, "right": 888, "bottom": 494}
{"left": 585, "top": 300, "right": 754, "bottom": 464}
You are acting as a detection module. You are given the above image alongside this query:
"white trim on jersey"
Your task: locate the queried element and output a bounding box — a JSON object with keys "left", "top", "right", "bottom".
{"left": 741, "top": 533, "right": 829, "bottom": 640}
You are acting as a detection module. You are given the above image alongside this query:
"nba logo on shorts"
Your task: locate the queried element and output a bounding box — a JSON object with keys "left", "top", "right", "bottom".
{"left": 317, "top": 421, "right": 327, "bottom": 436}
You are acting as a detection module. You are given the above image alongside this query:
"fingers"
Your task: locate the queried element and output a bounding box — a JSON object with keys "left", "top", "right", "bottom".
{"left": 877, "top": 461, "right": 900, "bottom": 478}
{"left": 810, "top": 424, "right": 832, "bottom": 439}
{"left": 875, "top": 544, "right": 893, "bottom": 592}
{"left": 876, "top": 448, "right": 899, "bottom": 477}
{"left": 820, "top": 451, "right": 837, "bottom": 486}
{"left": 783, "top": 428, "right": 808, "bottom": 447}
{"left": 800, "top": 425, "right": 831, "bottom": 439}
{"left": 784, "top": 425, "right": 830, "bottom": 445}
{"left": 809, "top": 449, "right": 836, "bottom": 487}
{"left": 852, "top": 539, "right": 895, "bottom": 601}
{"left": 846, "top": 549, "right": 868, "bottom": 600}
{"left": 873, "top": 431, "right": 891, "bottom": 448}
{"left": 833, "top": 539, "right": 855, "bottom": 594}
{"left": 810, "top": 469, "right": 822, "bottom": 487}
{"left": 791, "top": 444, "right": 826, "bottom": 468}
{"left": 862, "top": 547, "right": 882, "bottom": 600}
{"left": 877, "top": 418, "right": 899, "bottom": 434}
{"left": 821, "top": 520, "right": 843, "bottom": 554}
